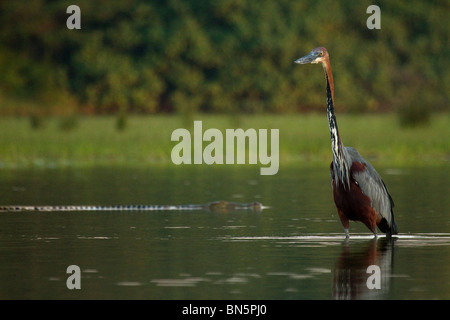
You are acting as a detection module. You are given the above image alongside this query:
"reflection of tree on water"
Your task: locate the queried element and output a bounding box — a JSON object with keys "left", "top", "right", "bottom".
{"left": 333, "top": 239, "right": 396, "bottom": 299}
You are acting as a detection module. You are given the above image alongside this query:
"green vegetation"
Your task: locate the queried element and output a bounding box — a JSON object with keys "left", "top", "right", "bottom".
{"left": 0, "top": 113, "right": 448, "bottom": 169}
{"left": 0, "top": 1, "right": 448, "bottom": 122}
{"left": 0, "top": 2, "right": 447, "bottom": 168}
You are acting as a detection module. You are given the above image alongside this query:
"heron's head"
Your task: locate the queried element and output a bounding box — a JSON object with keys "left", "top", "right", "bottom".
{"left": 295, "top": 47, "right": 329, "bottom": 65}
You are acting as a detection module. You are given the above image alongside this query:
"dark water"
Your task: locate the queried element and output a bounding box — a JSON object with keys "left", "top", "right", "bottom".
{"left": 0, "top": 165, "right": 449, "bottom": 299}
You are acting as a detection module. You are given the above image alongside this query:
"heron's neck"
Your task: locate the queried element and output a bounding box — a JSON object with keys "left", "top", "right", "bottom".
{"left": 323, "top": 64, "right": 340, "bottom": 149}
{"left": 322, "top": 62, "right": 350, "bottom": 188}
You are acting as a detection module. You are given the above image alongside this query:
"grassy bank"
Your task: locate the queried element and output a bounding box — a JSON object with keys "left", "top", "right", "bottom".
{"left": 0, "top": 113, "right": 448, "bottom": 169}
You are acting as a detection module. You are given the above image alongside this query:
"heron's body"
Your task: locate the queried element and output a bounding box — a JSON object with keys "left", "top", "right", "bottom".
{"left": 295, "top": 47, "right": 398, "bottom": 238}
{"left": 330, "top": 147, "right": 396, "bottom": 236}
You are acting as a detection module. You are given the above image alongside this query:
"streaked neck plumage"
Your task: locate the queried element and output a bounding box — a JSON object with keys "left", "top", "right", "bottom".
{"left": 321, "top": 59, "right": 350, "bottom": 189}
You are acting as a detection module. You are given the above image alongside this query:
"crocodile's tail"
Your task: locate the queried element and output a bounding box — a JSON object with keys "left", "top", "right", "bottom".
{"left": 0, "top": 205, "right": 204, "bottom": 212}
{"left": 0, "top": 201, "right": 267, "bottom": 212}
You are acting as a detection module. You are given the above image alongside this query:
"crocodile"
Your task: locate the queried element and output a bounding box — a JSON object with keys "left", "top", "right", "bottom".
{"left": 0, "top": 201, "right": 265, "bottom": 213}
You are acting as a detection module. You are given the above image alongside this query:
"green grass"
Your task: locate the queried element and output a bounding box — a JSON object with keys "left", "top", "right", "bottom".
{"left": 0, "top": 113, "right": 448, "bottom": 169}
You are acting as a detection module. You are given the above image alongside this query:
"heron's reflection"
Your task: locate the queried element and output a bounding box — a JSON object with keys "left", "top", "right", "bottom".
{"left": 333, "top": 238, "right": 396, "bottom": 299}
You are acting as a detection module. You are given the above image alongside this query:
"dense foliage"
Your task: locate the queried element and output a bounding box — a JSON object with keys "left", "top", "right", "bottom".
{"left": 0, "top": 0, "right": 448, "bottom": 116}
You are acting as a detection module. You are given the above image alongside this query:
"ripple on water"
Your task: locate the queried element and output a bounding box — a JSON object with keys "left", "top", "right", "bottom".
{"left": 151, "top": 277, "right": 210, "bottom": 287}
{"left": 116, "top": 281, "right": 144, "bottom": 286}
{"left": 218, "top": 233, "right": 450, "bottom": 247}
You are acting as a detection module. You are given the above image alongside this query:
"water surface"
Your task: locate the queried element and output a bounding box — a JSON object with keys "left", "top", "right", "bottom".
{"left": 0, "top": 165, "right": 449, "bottom": 299}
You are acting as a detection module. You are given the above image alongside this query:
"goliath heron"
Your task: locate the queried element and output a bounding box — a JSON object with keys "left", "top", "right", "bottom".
{"left": 295, "top": 47, "right": 398, "bottom": 238}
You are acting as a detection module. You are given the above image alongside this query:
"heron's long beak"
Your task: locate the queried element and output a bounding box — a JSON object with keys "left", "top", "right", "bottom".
{"left": 295, "top": 51, "right": 319, "bottom": 64}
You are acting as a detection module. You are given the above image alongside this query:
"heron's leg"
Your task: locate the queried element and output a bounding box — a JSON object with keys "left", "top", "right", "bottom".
{"left": 344, "top": 228, "right": 349, "bottom": 239}
{"left": 386, "top": 229, "right": 392, "bottom": 239}
{"left": 337, "top": 210, "right": 350, "bottom": 238}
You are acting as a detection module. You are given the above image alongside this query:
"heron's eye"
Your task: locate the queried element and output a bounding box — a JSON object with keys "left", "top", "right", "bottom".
{"left": 319, "top": 52, "right": 324, "bottom": 57}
